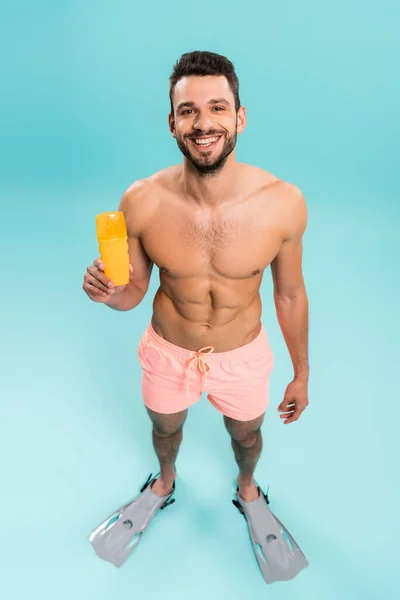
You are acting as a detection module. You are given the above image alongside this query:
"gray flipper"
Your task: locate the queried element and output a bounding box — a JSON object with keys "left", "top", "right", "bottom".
{"left": 89, "top": 474, "right": 175, "bottom": 568}
{"left": 233, "top": 487, "right": 308, "bottom": 583}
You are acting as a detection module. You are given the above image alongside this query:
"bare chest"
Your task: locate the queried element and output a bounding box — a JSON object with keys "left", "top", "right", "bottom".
{"left": 141, "top": 203, "right": 282, "bottom": 280}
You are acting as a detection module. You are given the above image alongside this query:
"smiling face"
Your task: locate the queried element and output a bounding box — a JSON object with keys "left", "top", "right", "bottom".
{"left": 169, "top": 75, "right": 246, "bottom": 177}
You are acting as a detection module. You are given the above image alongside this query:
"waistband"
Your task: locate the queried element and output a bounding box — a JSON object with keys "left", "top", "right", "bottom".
{"left": 146, "top": 320, "right": 266, "bottom": 358}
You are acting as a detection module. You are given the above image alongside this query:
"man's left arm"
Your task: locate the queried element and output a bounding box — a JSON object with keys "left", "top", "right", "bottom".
{"left": 270, "top": 184, "right": 309, "bottom": 424}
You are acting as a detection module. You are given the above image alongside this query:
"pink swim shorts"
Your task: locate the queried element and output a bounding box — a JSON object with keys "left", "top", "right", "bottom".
{"left": 137, "top": 321, "right": 274, "bottom": 422}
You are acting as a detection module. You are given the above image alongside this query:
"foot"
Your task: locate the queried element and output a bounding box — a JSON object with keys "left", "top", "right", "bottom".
{"left": 151, "top": 476, "right": 175, "bottom": 497}
{"left": 237, "top": 478, "right": 260, "bottom": 502}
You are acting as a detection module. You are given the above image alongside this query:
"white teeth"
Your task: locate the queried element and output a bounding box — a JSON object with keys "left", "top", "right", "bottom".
{"left": 194, "top": 137, "right": 218, "bottom": 146}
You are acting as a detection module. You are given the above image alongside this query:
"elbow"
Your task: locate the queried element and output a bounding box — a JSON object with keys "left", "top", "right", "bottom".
{"left": 274, "top": 284, "right": 307, "bottom": 303}
{"left": 136, "top": 279, "right": 150, "bottom": 299}
{"left": 126, "top": 281, "right": 149, "bottom": 309}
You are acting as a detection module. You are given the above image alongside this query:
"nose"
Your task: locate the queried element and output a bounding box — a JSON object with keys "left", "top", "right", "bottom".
{"left": 193, "top": 110, "right": 214, "bottom": 132}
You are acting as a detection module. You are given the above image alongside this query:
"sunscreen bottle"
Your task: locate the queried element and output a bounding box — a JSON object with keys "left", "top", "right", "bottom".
{"left": 96, "top": 211, "right": 129, "bottom": 286}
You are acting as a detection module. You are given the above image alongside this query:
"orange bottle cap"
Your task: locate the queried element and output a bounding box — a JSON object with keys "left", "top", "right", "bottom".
{"left": 96, "top": 211, "right": 127, "bottom": 239}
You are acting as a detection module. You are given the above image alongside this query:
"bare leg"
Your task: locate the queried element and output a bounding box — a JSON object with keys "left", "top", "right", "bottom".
{"left": 224, "top": 413, "right": 265, "bottom": 502}
{"left": 146, "top": 407, "right": 187, "bottom": 497}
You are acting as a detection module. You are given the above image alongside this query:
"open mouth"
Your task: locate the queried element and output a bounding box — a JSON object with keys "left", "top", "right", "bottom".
{"left": 188, "top": 135, "right": 222, "bottom": 151}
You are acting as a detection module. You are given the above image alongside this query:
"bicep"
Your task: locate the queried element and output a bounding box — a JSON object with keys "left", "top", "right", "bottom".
{"left": 271, "top": 185, "right": 308, "bottom": 298}
{"left": 118, "top": 183, "right": 154, "bottom": 294}
{"left": 127, "top": 234, "right": 154, "bottom": 294}
{"left": 271, "top": 236, "right": 304, "bottom": 298}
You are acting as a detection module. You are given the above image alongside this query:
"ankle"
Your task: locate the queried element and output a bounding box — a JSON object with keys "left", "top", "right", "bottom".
{"left": 160, "top": 469, "right": 176, "bottom": 484}
{"left": 237, "top": 478, "right": 259, "bottom": 502}
{"left": 151, "top": 475, "right": 175, "bottom": 497}
{"left": 156, "top": 470, "right": 176, "bottom": 491}
{"left": 237, "top": 474, "right": 255, "bottom": 488}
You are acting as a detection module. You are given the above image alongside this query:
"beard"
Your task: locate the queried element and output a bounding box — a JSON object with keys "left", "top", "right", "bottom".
{"left": 175, "top": 126, "right": 237, "bottom": 178}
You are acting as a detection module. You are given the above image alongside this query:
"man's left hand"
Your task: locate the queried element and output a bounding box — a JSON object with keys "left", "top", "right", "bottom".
{"left": 278, "top": 378, "right": 309, "bottom": 424}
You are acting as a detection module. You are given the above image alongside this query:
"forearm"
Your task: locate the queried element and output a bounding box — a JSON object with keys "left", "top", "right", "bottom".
{"left": 106, "top": 282, "right": 146, "bottom": 311}
{"left": 274, "top": 290, "right": 309, "bottom": 380}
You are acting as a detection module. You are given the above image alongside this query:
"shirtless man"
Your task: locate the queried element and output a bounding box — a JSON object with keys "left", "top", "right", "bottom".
{"left": 83, "top": 51, "right": 309, "bottom": 544}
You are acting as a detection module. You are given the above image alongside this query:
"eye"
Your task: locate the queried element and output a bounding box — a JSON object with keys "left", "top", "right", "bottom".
{"left": 213, "top": 106, "right": 224, "bottom": 111}
{"left": 181, "top": 109, "right": 193, "bottom": 115}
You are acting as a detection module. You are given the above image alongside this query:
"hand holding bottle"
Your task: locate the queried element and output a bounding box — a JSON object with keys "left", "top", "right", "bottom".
{"left": 83, "top": 258, "right": 133, "bottom": 303}
{"left": 83, "top": 211, "right": 132, "bottom": 303}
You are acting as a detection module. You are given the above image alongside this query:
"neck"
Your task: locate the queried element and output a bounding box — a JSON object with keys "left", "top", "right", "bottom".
{"left": 181, "top": 152, "right": 240, "bottom": 207}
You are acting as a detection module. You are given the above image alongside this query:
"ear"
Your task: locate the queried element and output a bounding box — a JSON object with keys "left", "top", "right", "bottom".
{"left": 168, "top": 113, "right": 176, "bottom": 138}
{"left": 236, "top": 106, "right": 247, "bottom": 135}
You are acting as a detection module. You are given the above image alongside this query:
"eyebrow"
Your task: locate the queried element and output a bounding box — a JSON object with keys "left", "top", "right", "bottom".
{"left": 209, "top": 98, "right": 230, "bottom": 106}
{"left": 176, "top": 98, "right": 230, "bottom": 111}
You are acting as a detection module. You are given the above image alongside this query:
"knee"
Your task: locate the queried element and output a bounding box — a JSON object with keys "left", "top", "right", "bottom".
{"left": 153, "top": 423, "right": 183, "bottom": 439}
{"left": 235, "top": 431, "right": 259, "bottom": 449}
{"left": 225, "top": 414, "right": 264, "bottom": 450}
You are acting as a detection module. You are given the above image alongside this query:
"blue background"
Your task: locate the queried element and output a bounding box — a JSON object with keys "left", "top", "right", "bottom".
{"left": 1, "top": 1, "right": 398, "bottom": 598}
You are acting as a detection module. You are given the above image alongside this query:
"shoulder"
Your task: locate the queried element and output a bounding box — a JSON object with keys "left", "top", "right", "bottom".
{"left": 279, "top": 180, "right": 307, "bottom": 238}
{"left": 118, "top": 179, "right": 158, "bottom": 235}
{"left": 273, "top": 179, "right": 308, "bottom": 241}
{"left": 244, "top": 164, "right": 303, "bottom": 199}
{"left": 118, "top": 167, "right": 179, "bottom": 234}
{"left": 241, "top": 164, "right": 297, "bottom": 202}
{"left": 240, "top": 163, "right": 280, "bottom": 188}
{"left": 244, "top": 165, "right": 308, "bottom": 239}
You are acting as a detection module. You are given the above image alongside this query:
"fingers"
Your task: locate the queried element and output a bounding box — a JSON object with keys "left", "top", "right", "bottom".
{"left": 83, "top": 259, "right": 132, "bottom": 302}
{"left": 278, "top": 399, "right": 295, "bottom": 412}
{"left": 83, "top": 281, "right": 110, "bottom": 298}
{"left": 280, "top": 405, "right": 296, "bottom": 422}
{"left": 94, "top": 258, "right": 105, "bottom": 271}
{"left": 93, "top": 259, "right": 115, "bottom": 287}
{"left": 283, "top": 413, "right": 300, "bottom": 425}
{"left": 86, "top": 267, "right": 114, "bottom": 293}
{"left": 280, "top": 403, "right": 303, "bottom": 425}
{"left": 82, "top": 259, "right": 115, "bottom": 300}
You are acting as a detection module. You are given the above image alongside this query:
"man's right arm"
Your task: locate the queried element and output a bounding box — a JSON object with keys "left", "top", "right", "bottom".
{"left": 105, "top": 182, "right": 155, "bottom": 311}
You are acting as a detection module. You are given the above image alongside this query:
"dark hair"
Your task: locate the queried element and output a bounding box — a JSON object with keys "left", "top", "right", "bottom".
{"left": 169, "top": 51, "right": 241, "bottom": 114}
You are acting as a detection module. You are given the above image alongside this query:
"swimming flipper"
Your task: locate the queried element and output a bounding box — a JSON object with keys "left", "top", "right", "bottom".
{"left": 89, "top": 473, "right": 176, "bottom": 567}
{"left": 233, "top": 486, "right": 308, "bottom": 583}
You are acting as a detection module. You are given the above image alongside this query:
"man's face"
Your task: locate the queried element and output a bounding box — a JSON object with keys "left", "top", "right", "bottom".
{"left": 169, "top": 75, "right": 246, "bottom": 176}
